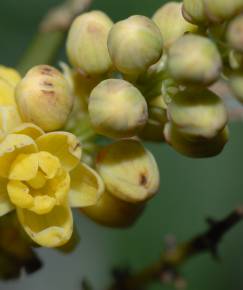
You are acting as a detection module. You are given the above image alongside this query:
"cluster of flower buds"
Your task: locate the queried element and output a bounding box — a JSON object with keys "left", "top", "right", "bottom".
{"left": 2, "top": 0, "right": 243, "bottom": 249}
{"left": 66, "top": 1, "right": 242, "bottom": 161}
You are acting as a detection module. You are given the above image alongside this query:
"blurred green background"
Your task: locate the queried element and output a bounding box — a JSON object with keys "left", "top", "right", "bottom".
{"left": 1, "top": 1, "right": 243, "bottom": 290}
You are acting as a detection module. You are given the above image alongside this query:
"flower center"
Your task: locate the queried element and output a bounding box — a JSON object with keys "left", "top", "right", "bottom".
{"left": 7, "top": 151, "right": 70, "bottom": 215}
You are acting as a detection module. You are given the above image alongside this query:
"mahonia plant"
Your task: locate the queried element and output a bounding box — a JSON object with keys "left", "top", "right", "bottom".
{"left": 1, "top": 0, "right": 243, "bottom": 249}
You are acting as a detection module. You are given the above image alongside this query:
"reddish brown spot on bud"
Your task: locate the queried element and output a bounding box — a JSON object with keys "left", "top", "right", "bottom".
{"left": 41, "top": 90, "right": 55, "bottom": 96}
{"left": 43, "top": 81, "right": 53, "bottom": 87}
{"left": 139, "top": 173, "right": 147, "bottom": 186}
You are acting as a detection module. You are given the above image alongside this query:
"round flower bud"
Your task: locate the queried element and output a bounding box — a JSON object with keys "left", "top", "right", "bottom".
{"left": 204, "top": 0, "right": 243, "bottom": 23}
{"left": 167, "top": 89, "right": 228, "bottom": 139}
{"left": 227, "top": 14, "right": 243, "bottom": 53}
{"left": 15, "top": 65, "right": 73, "bottom": 132}
{"left": 96, "top": 139, "right": 160, "bottom": 203}
{"left": 168, "top": 34, "right": 222, "bottom": 85}
{"left": 88, "top": 79, "right": 148, "bottom": 139}
{"left": 164, "top": 122, "right": 228, "bottom": 158}
{"left": 152, "top": 2, "right": 197, "bottom": 49}
{"left": 66, "top": 11, "right": 113, "bottom": 75}
{"left": 81, "top": 191, "right": 145, "bottom": 228}
{"left": 182, "top": 0, "right": 208, "bottom": 24}
{"left": 107, "top": 15, "right": 163, "bottom": 75}
{"left": 229, "top": 73, "right": 243, "bottom": 103}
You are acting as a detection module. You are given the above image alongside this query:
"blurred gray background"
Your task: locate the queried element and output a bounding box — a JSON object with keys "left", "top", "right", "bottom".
{"left": 0, "top": 0, "right": 243, "bottom": 290}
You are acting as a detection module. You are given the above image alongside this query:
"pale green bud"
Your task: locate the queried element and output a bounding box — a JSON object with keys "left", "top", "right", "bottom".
{"left": 167, "top": 88, "right": 228, "bottom": 139}
{"left": 227, "top": 14, "right": 243, "bottom": 53}
{"left": 107, "top": 15, "right": 163, "bottom": 75}
{"left": 229, "top": 72, "right": 243, "bottom": 103}
{"left": 81, "top": 191, "right": 145, "bottom": 228}
{"left": 164, "top": 122, "right": 228, "bottom": 158}
{"left": 204, "top": 0, "right": 243, "bottom": 23}
{"left": 88, "top": 79, "right": 148, "bottom": 139}
{"left": 15, "top": 65, "right": 73, "bottom": 132}
{"left": 66, "top": 11, "right": 113, "bottom": 75}
{"left": 168, "top": 34, "right": 222, "bottom": 85}
{"left": 96, "top": 139, "right": 160, "bottom": 203}
{"left": 182, "top": 0, "right": 207, "bottom": 24}
{"left": 152, "top": 2, "right": 198, "bottom": 49}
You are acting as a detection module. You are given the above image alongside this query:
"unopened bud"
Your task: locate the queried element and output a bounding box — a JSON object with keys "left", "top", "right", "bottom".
{"left": 81, "top": 191, "right": 145, "bottom": 228}
{"left": 96, "top": 139, "right": 160, "bottom": 203}
{"left": 229, "top": 72, "right": 243, "bottom": 103}
{"left": 66, "top": 11, "right": 113, "bottom": 75}
{"left": 182, "top": 0, "right": 207, "bottom": 24}
{"left": 204, "top": 0, "right": 243, "bottom": 23}
{"left": 167, "top": 88, "right": 228, "bottom": 139}
{"left": 88, "top": 79, "right": 148, "bottom": 139}
{"left": 164, "top": 123, "right": 228, "bottom": 158}
{"left": 152, "top": 2, "right": 197, "bottom": 49}
{"left": 108, "top": 15, "right": 163, "bottom": 75}
{"left": 168, "top": 34, "right": 222, "bottom": 85}
{"left": 227, "top": 14, "right": 243, "bottom": 53}
{"left": 15, "top": 65, "right": 73, "bottom": 132}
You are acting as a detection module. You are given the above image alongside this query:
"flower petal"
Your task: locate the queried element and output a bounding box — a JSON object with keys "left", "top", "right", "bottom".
{"left": 8, "top": 153, "right": 39, "bottom": 181}
{"left": 48, "top": 168, "right": 70, "bottom": 204}
{"left": 36, "top": 132, "right": 82, "bottom": 172}
{"left": 0, "top": 178, "right": 14, "bottom": 216}
{"left": 7, "top": 180, "right": 33, "bottom": 208}
{"left": 38, "top": 151, "right": 61, "bottom": 179}
{"left": 69, "top": 162, "right": 104, "bottom": 207}
{"left": 0, "top": 66, "right": 21, "bottom": 87}
{"left": 17, "top": 203, "right": 73, "bottom": 247}
{"left": 12, "top": 123, "right": 44, "bottom": 140}
{"left": 0, "top": 134, "right": 38, "bottom": 178}
{"left": 0, "top": 79, "right": 17, "bottom": 106}
{"left": 0, "top": 106, "right": 22, "bottom": 135}
{"left": 30, "top": 195, "right": 56, "bottom": 215}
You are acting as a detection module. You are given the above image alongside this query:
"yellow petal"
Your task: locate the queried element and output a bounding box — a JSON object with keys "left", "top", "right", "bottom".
{"left": 69, "top": 162, "right": 104, "bottom": 207}
{"left": 0, "top": 66, "right": 21, "bottom": 87}
{"left": 36, "top": 132, "right": 82, "bottom": 172}
{"left": 7, "top": 180, "right": 33, "bottom": 208}
{"left": 0, "top": 106, "right": 22, "bottom": 134}
{"left": 0, "top": 79, "right": 16, "bottom": 106}
{"left": 48, "top": 168, "right": 70, "bottom": 204}
{"left": 12, "top": 123, "right": 44, "bottom": 140}
{"left": 0, "top": 134, "right": 38, "bottom": 178}
{"left": 17, "top": 204, "right": 73, "bottom": 248}
{"left": 0, "top": 177, "right": 14, "bottom": 216}
{"left": 8, "top": 153, "right": 39, "bottom": 181}
{"left": 30, "top": 195, "right": 56, "bottom": 215}
{"left": 38, "top": 151, "right": 61, "bottom": 179}
{"left": 27, "top": 171, "right": 47, "bottom": 189}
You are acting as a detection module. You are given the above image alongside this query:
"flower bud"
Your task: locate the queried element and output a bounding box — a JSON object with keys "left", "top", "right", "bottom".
{"left": 66, "top": 11, "right": 113, "bottom": 75}
{"left": 182, "top": 0, "right": 208, "bottom": 24}
{"left": 168, "top": 34, "right": 222, "bottom": 85}
{"left": 81, "top": 191, "right": 145, "bottom": 228}
{"left": 96, "top": 139, "right": 160, "bottom": 203}
{"left": 88, "top": 79, "right": 148, "bottom": 139}
{"left": 167, "top": 88, "right": 228, "bottom": 139}
{"left": 107, "top": 15, "right": 163, "bottom": 75}
{"left": 152, "top": 2, "right": 197, "bottom": 49}
{"left": 227, "top": 14, "right": 243, "bottom": 53}
{"left": 204, "top": 0, "right": 243, "bottom": 23}
{"left": 164, "top": 122, "right": 228, "bottom": 158}
{"left": 15, "top": 65, "right": 73, "bottom": 132}
{"left": 229, "top": 72, "right": 243, "bottom": 103}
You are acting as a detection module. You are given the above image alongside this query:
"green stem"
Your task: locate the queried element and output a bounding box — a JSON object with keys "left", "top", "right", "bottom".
{"left": 17, "top": 31, "right": 65, "bottom": 75}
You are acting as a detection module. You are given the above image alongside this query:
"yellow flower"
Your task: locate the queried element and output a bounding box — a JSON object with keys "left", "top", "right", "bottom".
{"left": 0, "top": 124, "right": 104, "bottom": 248}
{"left": 0, "top": 66, "right": 104, "bottom": 248}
